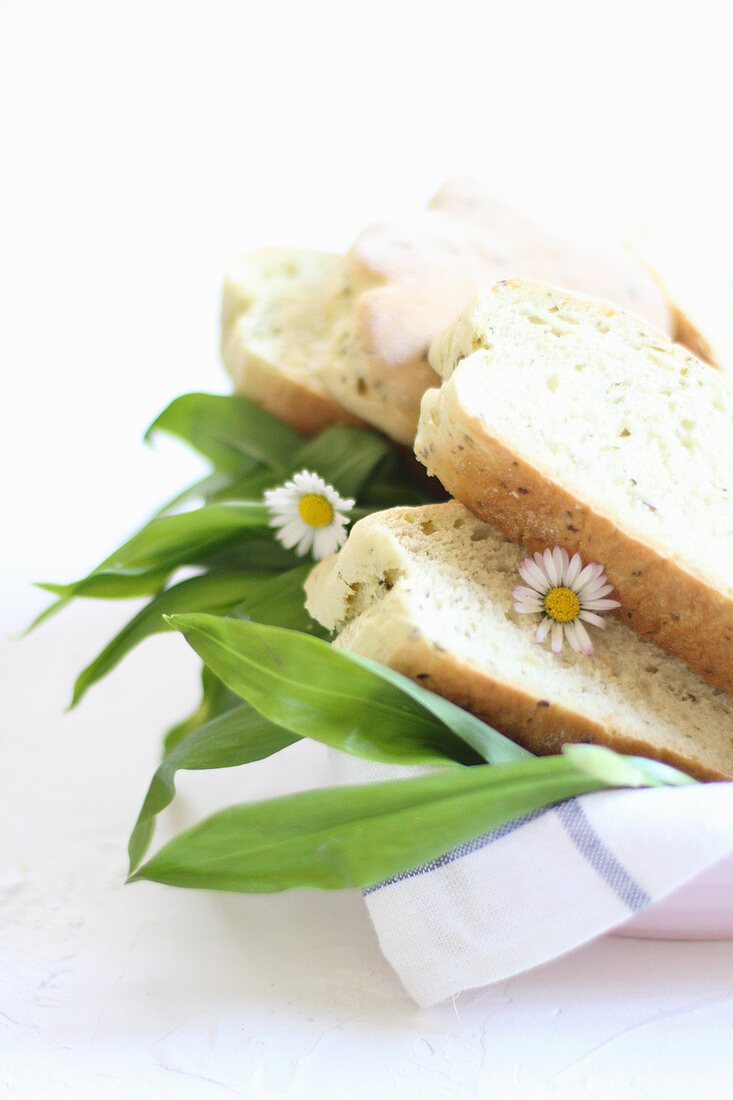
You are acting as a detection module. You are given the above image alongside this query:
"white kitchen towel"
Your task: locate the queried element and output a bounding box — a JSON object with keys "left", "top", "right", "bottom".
{"left": 330, "top": 752, "right": 733, "bottom": 1008}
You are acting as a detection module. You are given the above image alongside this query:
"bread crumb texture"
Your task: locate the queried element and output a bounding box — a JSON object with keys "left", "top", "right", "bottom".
{"left": 305, "top": 502, "right": 733, "bottom": 779}
{"left": 221, "top": 181, "right": 671, "bottom": 443}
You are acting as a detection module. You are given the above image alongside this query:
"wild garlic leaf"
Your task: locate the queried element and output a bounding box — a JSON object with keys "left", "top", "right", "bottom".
{"left": 347, "top": 652, "right": 531, "bottom": 766}
{"left": 151, "top": 471, "right": 234, "bottom": 519}
{"left": 562, "top": 743, "right": 696, "bottom": 788}
{"left": 69, "top": 565, "right": 321, "bottom": 707}
{"left": 36, "top": 566, "right": 172, "bottom": 603}
{"left": 166, "top": 614, "right": 484, "bottom": 768}
{"left": 128, "top": 755, "right": 613, "bottom": 893}
{"left": 128, "top": 702, "right": 299, "bottom": 873}
{"left": 145, "top": 392, "right": 302, "bottom": 475}
{"left": 229, "top": 566, "right": 327, "bottom": 637}
{"left": 164, "top": 665, "right": 241, "bottom": 754}
{"left": 291, "top": 426, "right": 391, "bottom": 499}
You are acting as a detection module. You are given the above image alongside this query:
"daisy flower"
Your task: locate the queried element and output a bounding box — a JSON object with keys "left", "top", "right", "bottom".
{"left": 512, "top": 547, "right": 621, "bottom": 656}
{"left": 264, "top": 470, "right": 355, "bottom": 560}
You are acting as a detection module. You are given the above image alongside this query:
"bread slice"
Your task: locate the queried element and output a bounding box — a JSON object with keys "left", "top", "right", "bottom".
{"left": 629, "top": 226, "right": 733, "bottom": 377}
{"left": 220, "top": 183, "right": 671, "bottom": 444}
{"left": 416, "top": 278, "right": 733, "bottom": 694}
{"left": 304, "top": 502, "right": 733, "bottom": 780}
{"left": 221, "top": 248, "right": 363, "bottom": 434}
{"left": 322, "top": 179, "right": 671, "bottom": 443}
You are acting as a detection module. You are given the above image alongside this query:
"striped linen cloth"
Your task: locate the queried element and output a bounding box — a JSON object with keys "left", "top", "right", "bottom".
{"left": 331, "top": 752, "right": 733, "bottom": 1007}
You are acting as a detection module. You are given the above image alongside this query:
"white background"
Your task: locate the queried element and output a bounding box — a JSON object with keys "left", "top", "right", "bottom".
{"left": 3, "top": 2, "right": 733, "bottom": 1096}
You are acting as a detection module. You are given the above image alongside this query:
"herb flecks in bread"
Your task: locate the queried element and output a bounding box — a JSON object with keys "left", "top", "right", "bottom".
{"left": 305, "top": 502, "right": 733, "bottom": 780}
{"left": 416, "top": 278, "right": 733, "bottom": 694}
{"left": 221, "top": 182, "right": 671, "bottom": 444}
{"left": 221, "top": 248, "right": 364, "bottom": 434}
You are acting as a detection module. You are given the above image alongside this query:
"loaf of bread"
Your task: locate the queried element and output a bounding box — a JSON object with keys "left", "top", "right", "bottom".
{"left": 221, "top": 248, "right": 363, "bottom": 434}
{"left": 304, "top": 502, "right": 733, "bottom": 780}
{"left": 416, "top": 278, "right": 733, "bottom": 694}
{"left": 221, "top": 182, "right": 671, "bottom": 442}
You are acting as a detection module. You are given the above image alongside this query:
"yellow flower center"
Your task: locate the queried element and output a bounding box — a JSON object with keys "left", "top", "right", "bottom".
{"left": 543, "top": 586, "right": 581, "bottom": 623}
{"left": 298, "top": 493, "right": 334, "bottom": 528}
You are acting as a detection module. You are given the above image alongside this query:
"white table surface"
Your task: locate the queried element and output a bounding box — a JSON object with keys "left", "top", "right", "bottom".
{"left": 5, "top": 608, "right": 733, "bottom": 1099}
{"left": 4, "top": 3, "right": 733, "bottom": 1096}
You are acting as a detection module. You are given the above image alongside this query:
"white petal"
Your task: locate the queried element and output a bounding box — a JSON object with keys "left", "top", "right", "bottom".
{"left": 574, "top": 562, "right": 601, "bottom": 591}
{"left": 295, "top": 528, "right": 314, "bottom": 556}
{"left": 519, "top": 558, "right": 549, "bottom": 592}
{"left": 513, "top": 584, "right": 543, "bottom": 603}
{"left": 550, "top": 622, "right": 564, "bottom": 653}
{"left": 572, "top": 619, "right": 594, "bottom": 656}
{"left": 578, "top": 610, "right": 606, "bottom": 628}
{"left": 563, "top": 619, "right": 583, "bottom": 653}
{"left": 583, "top": 582, "right": 614, "bottom": 600}
{"left": 553, "top": 547, "right": 568, "bottom": 583}
{"left": 544, "top": 548, "right": 560, "bottom": 586}
{"left": 330, "top": 492, "right": 355, "bottom": 514}
{"left": 582, "top": 598, "right": 621, "bottom": 611}
{"left": 515, "top": 599, "right": 543, "bottom": 614}
{"left": 312, "top": 527, "right": 339, "bottom": 560}
{"left": 276, "top": 517, "right": 308, "bottom": 549}
{"left": 564, "top": 552, "right": 583, "bottom": 587}
{"left": 514, "top": 594, "right": 543, "bottom": 610}
{"left": 535, "top": 617, "right": 552, "bottom": 643}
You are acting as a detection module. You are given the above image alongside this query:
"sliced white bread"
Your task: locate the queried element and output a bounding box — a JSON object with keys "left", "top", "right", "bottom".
{"left": 221, "top": 248, "right": 363, "bottom": 434}
{"left": 304, "top": 502, "right": 733, "bottom": 780}
{"left": 322, "top": 179, "right": 671, "bottom": 443}
{"left": 416, "top": 278, "right": 733, "bottom": 694}
{"left": 220, "top": 183, "right": 671, "bottom": 444}
{"left": 629, "top": 225, "right": 733, "bottom": 376}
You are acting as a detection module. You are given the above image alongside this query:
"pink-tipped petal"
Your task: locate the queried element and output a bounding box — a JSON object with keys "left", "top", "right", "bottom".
{"left": 536, "top": 617, "right": 552, "bottom": 643}
{"left": 563, "top": 620, "right": 583, "bottom": 653}
{"left": 519, "top": 558, "right": 550, "bottom": 592}
{"left": 551, "top": 622, "right": 564, "bottom": 653}
{"left": 573, "top": 619, "right": 594, "bottom": 657}
{"left": 582, "top": 598, "right": 621, "bottom": 611}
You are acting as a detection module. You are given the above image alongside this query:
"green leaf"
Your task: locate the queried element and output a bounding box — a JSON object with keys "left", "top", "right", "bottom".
{"left": 348, "top": 653, "right": 531, "bottom": 766}
{"left": 152, "top": 471, "right": 233, "bottom": 518}
{"left": 562, "top": 743, "right": 696, "bottom": 788}
{"left": 146, "top": 392, "right": 303, "bottom": 475}
{"left": 360, "top": 478, "right": 433, "bottom": 509}
{"left": 231, "top": 566, "right": 327, "bottom": 637}
{"left": 291, "top": 426, "right": 391, "bottom": 499}
{"left": 98, "top": 503, "right": 271, "bottom": 573}
{"left": 37, "top": 504, "right": 272, "bottom": 615}
{"left": 199, "top": 538, "right": 299, "bottom": 573}
{"left": 68, "top": 572, "right": 276, "bottom": 707}
{"left": 204, "top": 469, "right": 283, "bottom": 504}
{"left": 128, "top": 755, "right": 614, "bottom": 893}
{"left": 128, "top": 703, "right": 299, "bottom": 873}
{"left": 165, "top": 614, "right": 513, "bottom": 768}
{"left": 69, "top": 565, "right": 321, "bottom": 707}
{"left": 164, "top": 665, "right": 241, "bottom": 753}
{"left": 36, "top": 567, "right": 171, "bottom": 602}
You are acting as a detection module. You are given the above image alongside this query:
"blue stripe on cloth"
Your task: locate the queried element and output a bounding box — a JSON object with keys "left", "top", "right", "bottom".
{"left": 363, "top": 805, "right": 552, "bottom": 895}
{"left": 555, "top": 798, "right": 650, "bottom": 912}
{"left": 364, "top": 798, "right": 650, "bottom": 914}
